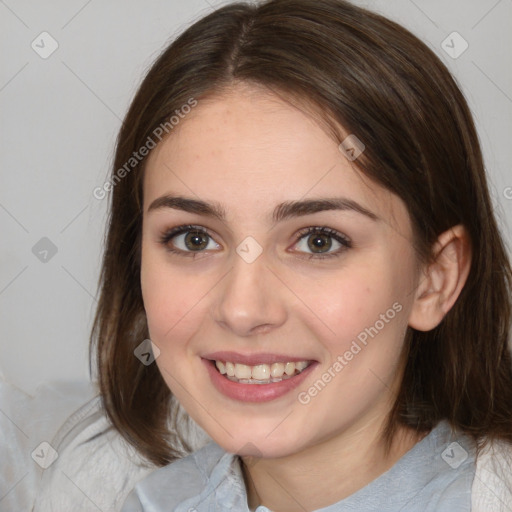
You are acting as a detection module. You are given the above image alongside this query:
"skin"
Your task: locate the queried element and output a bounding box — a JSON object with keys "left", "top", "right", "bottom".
{"left": 140, "top": 83, "right": 471, "bottom": 511}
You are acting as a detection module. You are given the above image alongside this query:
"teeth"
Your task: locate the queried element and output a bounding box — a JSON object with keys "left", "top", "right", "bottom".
{"left": 295, "top": 361, "right": 308, "bottom": 371}
{"left": 225, "top": 362, "right": 235, "bottom": 377}
{"left": 284, "top": 362, "right": 296, "bottom": 376}
{"left": 252, "top": 364, "right": 271, "bottom": 380}
{"left": 270, "top": 362, "right": 285, "bottom": 377}
{"left": 234, "top": 363, "right": 252, "bottom": 380}
{"left": 214, "top": 359, "right": 310, "bottom": 383}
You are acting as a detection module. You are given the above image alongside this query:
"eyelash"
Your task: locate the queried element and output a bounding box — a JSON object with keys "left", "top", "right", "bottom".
{"left": 158, "top": 224, "right": 352, "bottom": 260}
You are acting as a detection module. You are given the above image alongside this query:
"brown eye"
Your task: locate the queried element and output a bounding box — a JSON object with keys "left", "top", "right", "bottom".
{"left": 293, "top": 226, "right": 352, "bottom": 259}
{"left": 160, "top": 225, "right": 220, "bottom": 255}
{"left": 307, "top": 233, "right": 333, "bottom": 253}
{"left": 184, "top": 230, "right": 209, "bottom": 251}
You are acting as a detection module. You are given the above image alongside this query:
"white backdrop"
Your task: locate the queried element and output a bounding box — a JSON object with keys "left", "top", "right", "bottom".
{"left": 1, "top": 0, "right": 511, "bottom": 394}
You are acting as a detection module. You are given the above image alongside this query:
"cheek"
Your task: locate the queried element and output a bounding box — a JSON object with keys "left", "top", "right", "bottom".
{"left": 292, "top": 268, "right": 409, "bottom": 428}
{"left": 140, "top": 249, "right": 206, "bottom": 348}
{"left": 319, "top": 259, "right": 413, "bottom": 393}
{"left": 294, "top": 261, "right": 405, "bottom": 354}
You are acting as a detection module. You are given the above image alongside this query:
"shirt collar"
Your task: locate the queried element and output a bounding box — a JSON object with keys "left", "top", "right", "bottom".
{"left": 174, "top": 420, "right": 474, "bottom": 512}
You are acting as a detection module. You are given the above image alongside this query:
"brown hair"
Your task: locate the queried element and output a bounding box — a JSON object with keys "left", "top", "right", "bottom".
{"left": 90, "top": 0, "right": 512, "bottom": 466}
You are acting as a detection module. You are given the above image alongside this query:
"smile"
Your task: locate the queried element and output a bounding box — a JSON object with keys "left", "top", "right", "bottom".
{"left": 215, "top": 360, "right": 311, "bottom": 384}
{"left": 202, "top": 353, "right": 317, "bottom": 402}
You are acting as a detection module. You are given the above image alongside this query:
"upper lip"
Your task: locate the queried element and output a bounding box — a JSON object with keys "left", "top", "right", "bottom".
{"left": 202, "top": 351, "right": 316, "bottom": 366}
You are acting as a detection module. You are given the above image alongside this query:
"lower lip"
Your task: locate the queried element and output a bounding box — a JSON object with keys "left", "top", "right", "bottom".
{"left": 203, "top": 359, "right": 317, "bottom": 403}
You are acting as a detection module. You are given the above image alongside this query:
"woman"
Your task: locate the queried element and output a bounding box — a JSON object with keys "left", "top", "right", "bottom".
{"left": 86, "top": 0, "right": 512, "bottom": 510}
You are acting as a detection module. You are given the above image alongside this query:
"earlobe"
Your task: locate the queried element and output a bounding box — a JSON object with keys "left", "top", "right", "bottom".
{"left": 408, "top": 225, "right": 472, "bottom": 332}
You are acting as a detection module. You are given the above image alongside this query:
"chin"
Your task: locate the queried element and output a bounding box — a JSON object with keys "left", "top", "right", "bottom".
{"left": 203, "top": 422, "right": 310, "bottom": 460}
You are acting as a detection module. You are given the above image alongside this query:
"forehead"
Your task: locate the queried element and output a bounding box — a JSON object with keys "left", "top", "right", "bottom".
{"left": 142, "top": 85, "right": 409, "bottom": 234}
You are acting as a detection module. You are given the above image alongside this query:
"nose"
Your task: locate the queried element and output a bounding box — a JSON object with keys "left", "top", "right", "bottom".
{"left": 212, "top": 249, "right": 287, "bottom": 337}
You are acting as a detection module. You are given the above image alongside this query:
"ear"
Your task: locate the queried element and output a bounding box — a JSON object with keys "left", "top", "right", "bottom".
{"left": 408, "top": 224, "right": 472, "bottom": 331}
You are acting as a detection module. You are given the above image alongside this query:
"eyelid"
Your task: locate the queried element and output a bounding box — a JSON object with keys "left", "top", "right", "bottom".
{"left": 159, "top": 224, "right": 215, "bottom": 243}
{"left": 295, "top": 226, "right": 351, "bottom": 244}
{"left": 159, "top": 224, "right": 220, "bottom": 258}
{"left": 290, "top": 226, "right": 352, "bottom": 259}
{"left": 158, "top": 224, "right": 352, "bottom": 259}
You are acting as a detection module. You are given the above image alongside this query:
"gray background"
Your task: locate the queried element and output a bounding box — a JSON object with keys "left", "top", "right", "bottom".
{"left": 1, "top": 0, "right": 511, "bottom": 395}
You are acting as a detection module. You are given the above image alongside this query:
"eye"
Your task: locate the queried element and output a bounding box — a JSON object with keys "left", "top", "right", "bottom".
{"left": 159, "top": 225, "right": 220, "bottom": 256}
{"left": 292, "top": 226, "right": 352, "bottom": 259}
{"left": 159, "top": 224, "right": 351, "bottom": 260}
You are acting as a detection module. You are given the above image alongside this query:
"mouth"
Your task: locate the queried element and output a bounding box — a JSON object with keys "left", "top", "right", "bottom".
{"left": 214, "top": 360, "right": 312, "bottom": 384}
{"left": 201, "top": 352, "right": 317, "bottom": 402}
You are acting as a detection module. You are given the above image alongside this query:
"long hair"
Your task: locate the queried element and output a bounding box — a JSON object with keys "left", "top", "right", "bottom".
{"left": 90, "top": 0, "right": 512, "bottom": 466}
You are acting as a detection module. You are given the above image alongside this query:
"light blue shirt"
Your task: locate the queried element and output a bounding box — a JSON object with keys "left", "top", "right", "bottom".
{"left": 121, "top": 420, "right": 476, "bottom": 511}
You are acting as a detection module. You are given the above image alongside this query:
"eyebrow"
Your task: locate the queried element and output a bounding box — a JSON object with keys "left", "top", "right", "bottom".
{"left": 147, "top": 194, "right": 380, "bottom": 223}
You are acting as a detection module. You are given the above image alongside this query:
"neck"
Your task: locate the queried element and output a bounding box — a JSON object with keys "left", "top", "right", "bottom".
{"left": 241, "top": 419, "right": 423, "bottom": 512}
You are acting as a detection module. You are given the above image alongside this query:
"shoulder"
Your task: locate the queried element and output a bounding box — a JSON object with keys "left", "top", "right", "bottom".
{"left": 34, "top": 392, "right": 157, "bottom": 512}
{"left": 471, "top": 437, "right": 512, "bottom": 512}
{"left": 0, "top": 376, "right": 157, "bottom": 512}
{"left": 0, "top": 377, "right": 120, "bottom": 511}
{"left": 121, "top": 441, "right": 231, "bottom": 512}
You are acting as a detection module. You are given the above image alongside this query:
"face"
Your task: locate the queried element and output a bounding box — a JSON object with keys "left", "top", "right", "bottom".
{"left": 140, "top": 84, "right": 421, "bottom": 459}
